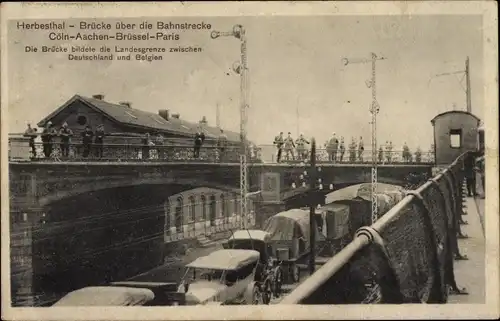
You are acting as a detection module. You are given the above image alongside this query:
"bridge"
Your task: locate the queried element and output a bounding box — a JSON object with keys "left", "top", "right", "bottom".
{"left": 9, "top": 139, "right": 432, "bottom": 213}
{"left": 8, "top": 138, "right": 484, "bottom": 307}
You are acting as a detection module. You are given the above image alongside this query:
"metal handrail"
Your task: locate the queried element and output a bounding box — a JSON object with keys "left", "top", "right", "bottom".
{"left": 280, "top": 152, "right": 467, "bottom": 304}
{"left": 8, "top": 138, "right": 435, "bottom": 164}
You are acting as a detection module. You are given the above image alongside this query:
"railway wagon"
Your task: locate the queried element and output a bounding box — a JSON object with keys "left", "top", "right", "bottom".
{"left": 431, "top": 110, "right": 482, "bottom": 165}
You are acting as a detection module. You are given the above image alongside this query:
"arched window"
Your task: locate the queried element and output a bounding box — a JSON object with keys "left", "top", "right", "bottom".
{"left": 164, "top": 199, "right": 171, "bottom": 234}
{"left": 209, "top": 195, "right": 216, "bottom": 225}
{"left": 188, "top": 196, "right": 196, "bottom": 222}
{"left": 175, "top": 197, "right": 183, "bottom": 232}
{"left": 235, "top": 196, "right": 240, "bottom": 215}
{"left": 220, "top": 194, "right": 226, "bottom": 218}
{"left": 200, "top": 195, "right": 207, "bottom": 221}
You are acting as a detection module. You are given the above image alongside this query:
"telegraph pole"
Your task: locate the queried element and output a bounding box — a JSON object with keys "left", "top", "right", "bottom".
{"left": 211, "top": 25, "right": 249, "bottom": 228}
{"left": 430, "top": 57, "right": 471, "bottom": 113}
{"left": 308, "top": 138, "right": 316, "bottom": 275}
{"left": 465, "top": 56, "right": 472, "bottom": 113}
{"left": 342, "top": 53, "right": 386, "bottom": 224}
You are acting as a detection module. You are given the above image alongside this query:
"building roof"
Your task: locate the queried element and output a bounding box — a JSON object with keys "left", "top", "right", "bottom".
{"left": 430, "top": 110, "right": 481, "bottom": 125}
{"left": 37, "top": 94, "right": 241, "bottom": 142}
{"left": 186, "top": 249, "right": 260, "bottom": 270}
{"left": 229, "top": 230, "right": 271, "bottom": 242}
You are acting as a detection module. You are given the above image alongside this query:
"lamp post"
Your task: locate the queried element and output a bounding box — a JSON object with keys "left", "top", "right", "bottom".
{"left": 211, "top": 25, "right": 249, "bottom": 228}
{"left": 308, "top": 138, "right": 317, "bottom": 275}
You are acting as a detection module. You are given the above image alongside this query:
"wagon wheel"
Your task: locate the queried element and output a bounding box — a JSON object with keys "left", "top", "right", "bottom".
{"left": 262, "top": 280, "right": 272, "bottom": 304}
{"left": 291, "top": 264, "right": 301, "bottom": 283}
{"left": 251, "top": 285, "right": 263, "bottom": 305}
{"left": 273, "top": 267, "right": 283, "bottom": 297}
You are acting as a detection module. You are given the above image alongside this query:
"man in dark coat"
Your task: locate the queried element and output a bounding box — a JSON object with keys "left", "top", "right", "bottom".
{"left": 464, "top": 153, "right": 477, "bottom": 196}
{"left": 58, "top": 122, "right": 73, "bottom": 158}
{"left": 24, "top": 124, "right": 38, "bottom": 159}
{"left": 194, "top": 128, "right": 205, "bottom": 158}
{"left": 41, "top": 121, "right": 57, "bottom": 158}
{"left": 81, "top": 126, "right": 94, "bottom": 158}
{"left": 94, "top": 124, "right": 105, "bottom": 159}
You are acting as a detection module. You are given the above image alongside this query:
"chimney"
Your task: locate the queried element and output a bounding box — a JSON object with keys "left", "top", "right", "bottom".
{"left": 158, "top": 109, "right": 170, "bottom": 121}
{"left": 199, "top": 116, "right": 208, "bottom": 125}
{"left": 172, "top": 113, "right": 180, "bottom": 119}
{"left": 119, "top": 101, "right": 132, "bottom": 108}
{"left": 92, "top": 94, "right": 104, "bottom": 100}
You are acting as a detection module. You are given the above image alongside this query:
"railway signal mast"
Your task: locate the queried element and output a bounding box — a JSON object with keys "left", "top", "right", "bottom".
{"left": 211, "top": 25, "right": 249, "bottom": 228}
{"left": 342, "top": 53, "right": 387, "bottom": 224}
{"left": 430, "top": 56, "right": 472, "bottom": 113}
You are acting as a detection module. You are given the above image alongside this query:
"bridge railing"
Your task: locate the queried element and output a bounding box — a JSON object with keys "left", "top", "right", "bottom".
{"left": 257, "top": 144, "right": 434, "bottom": 164}
{"left": 281, "top": 152, "right": 469, "bottom": 304}
{"left": 9, "top": 137, "right": 435, "bottom": 164}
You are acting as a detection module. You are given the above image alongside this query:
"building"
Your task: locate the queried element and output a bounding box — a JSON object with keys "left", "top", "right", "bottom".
{"left": 164, "top": 187, "right": 257, "bottom": 242}
{"left": 36, "top": 94, "right": 241, "bottom": 146}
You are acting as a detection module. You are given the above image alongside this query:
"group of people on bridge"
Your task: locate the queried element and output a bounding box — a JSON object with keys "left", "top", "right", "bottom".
{"left": 22, "top": 123, "right": 244, "bottom": 162}
{"left": 272, "top": 131, "right": 430, "bottom": 164}
{"left": 24, "top": 122, "right": 105, "bottom": 159}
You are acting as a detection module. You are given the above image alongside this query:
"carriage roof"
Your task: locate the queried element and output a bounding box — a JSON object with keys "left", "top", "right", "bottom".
{"left": 53, "top": 286, "right": 155, "bottom": 306}
{"left": 229, "top": 230, "right": 271, "bottom": 242}
{"left": 186, "top": 249, "right": 260, "bottom": 270}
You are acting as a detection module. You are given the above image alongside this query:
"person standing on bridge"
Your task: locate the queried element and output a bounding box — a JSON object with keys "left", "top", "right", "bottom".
{"left": 142, "top": 133, "right": 152, "bottom": 160}
{"left": 428, "top": 144, "right": 435, "bottom": 162}
{"left": 41, "top": 121, "right": 57, "bottom": 158}
{"left": 349, "top": 137, "right": 356, "bottom": 162}
{"left": 217, "top": 129, "right": 228, "bottom": 162}
{"left": 24, "top": 123, "right": 38, "bottom": 159}
{"left": 358, "top": 136, "right": 364, "bottom": 163}
{"left": 378, "top": 145, "right": 384, "bottom": 164}
{"left": 273, "top": 132, "right": 284, "bottom": 162}
{"left": 402, "top": 142, "right": 410, "bottom": 163}
{"left": 339, "top": 137, "right": 345, "bottom": 163}
{"left": 283, "top": 132, "right": 295, "bottom": 161}
{"left": 414, "top": 147, "right": 422, "bottom": 163}
{"left": 58, "top": 122, "right": 73, "bottom": 158}
{"left": 193, "top": 128, "right": 205, "bottom": 159}
{"left": 94, "top": 124, "right": 105, "bottom": 159}
{"left": 155, "top": 133, "right": 165, "bottom": 160}
{"left": 295, "top": 134, "right": 309, "bottom": 161}
{"left": 385, "top": 141, "right": 393, "bottom": 163}
{"left": 81, "top": 126, "right": 94, "bottom": 158}
{"left": 328, "top": 133, "right": 339, "bottom": 163}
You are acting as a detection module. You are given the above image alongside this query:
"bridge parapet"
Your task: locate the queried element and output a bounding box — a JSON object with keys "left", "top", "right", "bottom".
{"left": 9, "top": 137, "right": 434, "bottom": 165}
{"left": 281, "top": 152, "right": 469, "bottom": 304}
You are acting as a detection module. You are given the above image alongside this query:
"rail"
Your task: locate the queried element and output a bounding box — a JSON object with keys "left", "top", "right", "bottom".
{"left": 8, "top": 137, "right": 434, "bottom": 165}
{"left": 281, "top": 152, "right": 469, "bottom": 304}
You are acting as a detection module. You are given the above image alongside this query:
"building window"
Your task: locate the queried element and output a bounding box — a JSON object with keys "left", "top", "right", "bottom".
{"left": 235, "top": 197, "right": 240, "bottom": 215}
{"left": 220, "top": 194, "right": 226, "bottom": 218}
{"left": 77, "top": 115, "right": 88, "bottom": 126}
{"left": 201, "top": 195, "right": 207, "bottom": 220}
{"left": 188, "top": 196, "right": 196, "bottom": 222}
{"left": 164, "top": 199, "right": 171, "bottom": 233}
{"left": 175, "top": 197, "right": 183, "bottom": 232}
{"left": 450, "top": 129, "right": 462, "bottom": 148}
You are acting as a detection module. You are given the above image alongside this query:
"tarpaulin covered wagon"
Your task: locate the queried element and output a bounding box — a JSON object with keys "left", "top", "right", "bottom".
{"left": 319, "top": 183, "right": 407, "bottom": 254}
{"left": 263, "top": 209, "right": 325, "bottom": 284}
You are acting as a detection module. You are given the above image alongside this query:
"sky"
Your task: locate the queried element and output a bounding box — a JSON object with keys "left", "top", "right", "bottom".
{"left": 7, "top": 15, "right": 484, "bottom": 149}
